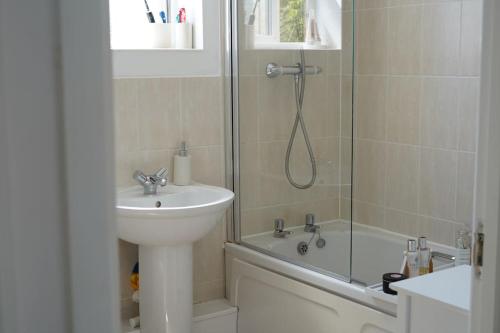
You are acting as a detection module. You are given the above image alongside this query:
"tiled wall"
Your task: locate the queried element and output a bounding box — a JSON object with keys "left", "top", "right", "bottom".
{"left": 113, "top": 77, "right": 226, "bottom": 319}
{"left": 340, "top": 0, "right": 482, "bottom": 246}
{"left": 238, "top": 49, "right": 349, "bottom": 236}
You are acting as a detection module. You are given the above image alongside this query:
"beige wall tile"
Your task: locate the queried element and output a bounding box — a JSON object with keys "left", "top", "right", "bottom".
{"left": 420, "top": 2, "right": 461, "bottom": 75}
{"left": 115, "top": 150, "right": 144, "bottom": 187}
{"left": 356, "top": 9, "right": 388, "bottom": 75}
{"left": 385, "top": 144, "right": 419, "bottom": 213}
{"left": 303, "top": 50, "right": 328, "bottom": 74}
{"left": 194, "top": 279, "right": 225, "bottom": 304}
{"left": 239, "top": 76, "right": 259, "bottom": 143}
{"left": 355, "top": 76, "right": 387, "bottom": 140}
{"left": 420, "top": 77, "right": 459, "bottom": 149}
{"left": 341, "top": 76, "right": 353, "bottom": 138}
{"left": 302, "top": 76, "right": 332, "bottom": 139}
{"left": 458, "top": 78, "right": 480, "bottom": 152}
{"left": 258, "top": 75, "right": 295, "bottom": 141}
{"left": 342, "top": 0, "right": 353, "bottom": 12}
{"left": 142, "top": 149, "right": 176, "bottom": 176}
{"left": 387, "top": 0, "right": 422, "bottom": 6}
{"left": 356, "top": 0, "right": 389, "bottom": 9}
{"left": 418, "top": 148, "right": 457, "bottom": 220}
{"left": 353, "top": 200, "right": 385, "bottom": 228}
{"left": 292, "top": 198, "right": 340, "bottom": 224}
{"left": 386, "top": 76, "right": 420, "bottom": 145}
{"left": 290, "top": 138, "right": 340, "bottom": 203}
{"left": 193, "top": 223, "right": 225, "bottom": 285}
{"left": 327, "top": 75, "right": 342, "bottom": 138}
{"left": 326, "top": 51, "right": 342, "bottom": 75}
{"left": 353, "top": 140, "right": 386, "bottom": 205}
{"left": 190, "top": 145, "right": 225, "bottom": 187}
{"left": 456, "top": 152, "right": 475, "bottom": 225}
{"left": 460, "top": 1, "right": 483, "bottom": 76}
{"left": 181, "top": 77, "right": 224, "bottom": 147}
{"left": 417, "top": 216, "right": 456, "bottom": 246}
{"left": 137, "top": 78, "right": 181, "bottom": 150}
{"left": 240, "top": 142, "right": 259, "bottom": 210}
{"left": 349, "top": 0, "right": 480, "bottom": 249}
{"left": 257, "top": 141, "right": 290, "bottom": 206}
{"left": 340, "top": 198, "right": 352, "bottom": 220}
{"left": 114, "top": 79, "right": 140, "bottom": 154}
{"left": 341, "top": 11, "right": 354, "bottom": 76}
{"left": 341, "top": 138, "right": 353, "bottom": 185}
{"left": 387, "top": 5, "right": 422, "bottom": 75}
{"left": 384, "top": 209, "right": 419, "bottom": 236}
{"left": 238, "top": 49, "right": 260, "bottom": 76}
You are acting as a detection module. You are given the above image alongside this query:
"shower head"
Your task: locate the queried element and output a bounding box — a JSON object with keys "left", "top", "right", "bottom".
{"left": 266, "top": 63, "right": 322, "bottom": 78}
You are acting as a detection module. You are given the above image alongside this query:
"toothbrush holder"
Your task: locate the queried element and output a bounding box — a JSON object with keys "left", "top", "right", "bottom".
{"left": 174, "top": 23, "right": 193, "bottom": 49}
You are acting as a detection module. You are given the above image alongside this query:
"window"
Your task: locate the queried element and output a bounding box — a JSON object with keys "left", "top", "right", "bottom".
{"left": 246, "top": 0, "right": 342, "bottom": 50}
{"left": 280, "top": 0, "right": 305, "bottom": 42}
{"left": 251, "top": 0, "right": 305, "bottom": 44}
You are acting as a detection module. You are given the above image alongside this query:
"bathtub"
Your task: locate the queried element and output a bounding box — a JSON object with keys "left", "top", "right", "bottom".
{"left": 225, "top": 220, "right": 455, "bottom": 333}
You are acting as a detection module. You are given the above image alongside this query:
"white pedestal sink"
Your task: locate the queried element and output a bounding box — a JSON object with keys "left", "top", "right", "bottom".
{"left": 116, "top": 184, "right": 234, "bottom": 333}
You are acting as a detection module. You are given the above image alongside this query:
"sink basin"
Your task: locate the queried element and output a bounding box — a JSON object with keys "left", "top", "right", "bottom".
{"left": 116, "top": 183, "right": 234, "bottom": 333}
{"left": 117, "top": 184, "right": 234, "bottom": 246}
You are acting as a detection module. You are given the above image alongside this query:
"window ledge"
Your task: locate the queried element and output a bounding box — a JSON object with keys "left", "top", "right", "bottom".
{"left": 252, "top": 42, "right": 339, "bottom": 50}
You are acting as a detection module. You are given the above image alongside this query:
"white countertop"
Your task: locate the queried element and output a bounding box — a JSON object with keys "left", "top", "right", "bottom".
{"left": 391, "top": 265, "right": 471, "bottom": 314}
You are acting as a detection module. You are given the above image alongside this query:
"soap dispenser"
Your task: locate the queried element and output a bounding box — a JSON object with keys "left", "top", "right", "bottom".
{"left": 174, "top": 141, "right": 191, "bottom": 185}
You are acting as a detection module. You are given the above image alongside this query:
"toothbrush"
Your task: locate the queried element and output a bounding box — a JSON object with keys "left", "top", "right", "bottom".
{"left": 143, "top": 0, "right": 155, "bottom": 23}
{"left": 160, "top": 11, "right": 167, "bottom": 23}
{"left": 176, "top": 8, "right": 186, "bottom": 23}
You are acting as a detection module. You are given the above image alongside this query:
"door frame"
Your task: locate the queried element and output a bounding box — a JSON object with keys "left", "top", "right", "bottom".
{"left": 470, "top": 0, "right": 500, "bottom": 332}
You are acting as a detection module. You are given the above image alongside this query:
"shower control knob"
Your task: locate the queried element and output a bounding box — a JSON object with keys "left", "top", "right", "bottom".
{"left": 305, "top": 213, "right": 315, "bottom": 226}
{"left": 274, "top": 218, "right": 285, "bottom": 232}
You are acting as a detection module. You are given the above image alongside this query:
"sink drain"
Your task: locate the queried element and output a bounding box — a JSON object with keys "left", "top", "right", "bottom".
{"left": 155, "top": 201, "right": 162, "bottom": 208}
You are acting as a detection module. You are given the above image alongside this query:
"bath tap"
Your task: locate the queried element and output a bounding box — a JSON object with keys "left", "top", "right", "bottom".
{"left": 304, "top": 213, "right": 319, "bottom": 233}
{"left": 273, "top": 218, "right": 292, "bottom": 238}
{"left": 133, "top": 168, "right": 168, "bottom": 195}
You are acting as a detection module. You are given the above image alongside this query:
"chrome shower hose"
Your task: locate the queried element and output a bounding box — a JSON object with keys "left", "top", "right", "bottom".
{"left": 284, "top": 49, "right": 317, "bottom": 189}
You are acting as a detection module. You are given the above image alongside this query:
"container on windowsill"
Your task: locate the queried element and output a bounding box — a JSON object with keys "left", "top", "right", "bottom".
{"left": 174, "top": 23, "right": 193, "bottom": 49}
{"left": 112, "top": 23, "right": 173, "bottom": 49}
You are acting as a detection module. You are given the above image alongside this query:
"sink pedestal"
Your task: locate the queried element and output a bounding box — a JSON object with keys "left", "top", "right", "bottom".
{"left": 139, "top": 244, "right": 193, "bottom": 333}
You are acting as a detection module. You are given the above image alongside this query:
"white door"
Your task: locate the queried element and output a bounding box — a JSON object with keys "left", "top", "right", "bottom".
{"left": 470, "top": 1, "right": 500, "bottom": 332}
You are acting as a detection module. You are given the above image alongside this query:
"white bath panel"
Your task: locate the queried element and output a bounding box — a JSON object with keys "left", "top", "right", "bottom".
{"left": 228, "top": 258, "right": 397, "bottom": 333}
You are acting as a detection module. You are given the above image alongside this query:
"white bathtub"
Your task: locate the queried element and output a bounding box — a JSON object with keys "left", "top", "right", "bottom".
{"left": 225, "top": 221, "right": 455, "bottom": 333}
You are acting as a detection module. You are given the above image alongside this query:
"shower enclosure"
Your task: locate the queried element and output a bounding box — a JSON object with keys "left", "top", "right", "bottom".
{"left": 228, "top": 0, "right": 480, "bottom": 286}
{"left": 228, "top": 0, "right": 355, "bottom": 282}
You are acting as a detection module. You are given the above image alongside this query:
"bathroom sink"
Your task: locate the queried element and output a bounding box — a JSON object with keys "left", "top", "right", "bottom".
{"left": 116, "top": 183, "right": 234, "bottom": 333}
{"left": 117, "top": 184, "right": 234, "bottom": 246}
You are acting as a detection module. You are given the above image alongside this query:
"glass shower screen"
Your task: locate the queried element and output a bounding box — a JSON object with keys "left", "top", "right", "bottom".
{"left": 230, "top": 0, "right": 354, "bottom": 282}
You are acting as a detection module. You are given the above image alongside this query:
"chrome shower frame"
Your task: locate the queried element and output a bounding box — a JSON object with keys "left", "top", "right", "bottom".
{"left": 224, "top": 0, "right": 241, "bottom": 243}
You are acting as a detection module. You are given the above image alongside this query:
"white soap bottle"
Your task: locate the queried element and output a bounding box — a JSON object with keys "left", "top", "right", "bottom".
{"left": 174, "top": 141, "right": 191, "bottom": 185}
